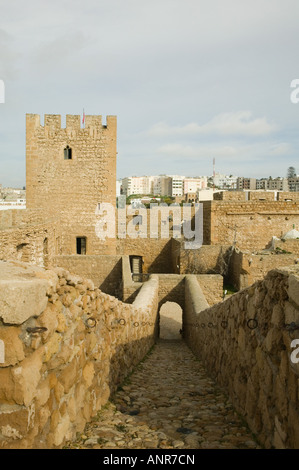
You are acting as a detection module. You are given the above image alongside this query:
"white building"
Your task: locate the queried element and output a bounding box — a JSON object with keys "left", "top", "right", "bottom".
{"left": 184, "top": 177, "right": 207, "bottom": 194}
{"left": 170, "top": 176, "right": 185, "bottom": 197}
{"left": 121, "top": 176, "right": 150, "bottom": 196}
{"left": 213, "top": 173, "right": 238, "bottom": 189}
{"left": 196, "top": 188, "right": 222, "bottom": 201}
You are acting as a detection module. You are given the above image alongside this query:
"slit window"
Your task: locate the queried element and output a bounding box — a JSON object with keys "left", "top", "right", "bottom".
{"left": 76, "top": 237, "right": 86, "bottom": 255}
{"left": 64, "top": 146, "right": 72, "bottom": 160}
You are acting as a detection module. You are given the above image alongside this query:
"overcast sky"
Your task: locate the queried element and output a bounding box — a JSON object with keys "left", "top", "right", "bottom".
{"left": 1, "top": 0, "right": 299, "bottom": 187}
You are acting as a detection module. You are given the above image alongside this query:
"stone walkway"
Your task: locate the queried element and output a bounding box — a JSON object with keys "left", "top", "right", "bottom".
{"left": 64, "top": 340, "right": 260, "bottom": 449}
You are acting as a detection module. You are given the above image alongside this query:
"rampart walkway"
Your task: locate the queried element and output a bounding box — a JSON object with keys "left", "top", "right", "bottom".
{"left": 64, "top": 340, "right": 260, "bottom": 450}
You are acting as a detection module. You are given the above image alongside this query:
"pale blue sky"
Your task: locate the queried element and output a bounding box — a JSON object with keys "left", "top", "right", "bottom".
{"left": 0, "top": 0, "right": 299, "bottom": 187}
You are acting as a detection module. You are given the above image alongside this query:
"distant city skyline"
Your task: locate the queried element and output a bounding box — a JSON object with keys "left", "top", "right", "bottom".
{"left": 1, "top": 1, "right": 299, "bottom": 187}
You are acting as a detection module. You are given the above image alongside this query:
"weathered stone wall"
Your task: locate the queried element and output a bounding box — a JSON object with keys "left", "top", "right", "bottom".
{"left": 158, "top": 273, "right": 223, "bottom": 310}
{"left": 229, "top": 247, "right": 299, "bottom": 290}
{"left": 184, "top": 267, "right": 299, "bottom": 449}
{"left": 0, "top": 261, "right": 158, "bottom": 449}
{"left": 203, "top": 200, "right": 299, "bottom": 250}
{"left": 0, "top": 214, "right": 60, "bottom": 269}
{"left": 248, "top": 191, "right": 276, "bottom": 201}
{"left": 171, "top": 239, "right": 232, "bottom": 277}
{"left": 278, "top": 192, "right": 299, "bottom": 202}
{"left": 0, "top": 209, "right": 51, "bottom": 230}
{"left": 117, "top": 238, "right": 173, "bottom": 274}
{"left": 273, "top": 239, "right": 299, "bottom": 256}
{"left": 213, "top": 191, "right": 247, "bottom": 201}
{"left": 53, "top": 255, "right": 123, "bottom": 297}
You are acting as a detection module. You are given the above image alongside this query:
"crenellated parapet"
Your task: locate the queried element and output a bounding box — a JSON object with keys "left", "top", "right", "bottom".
{"left": 26, "top": 113, "right": 117, "bottom": 136}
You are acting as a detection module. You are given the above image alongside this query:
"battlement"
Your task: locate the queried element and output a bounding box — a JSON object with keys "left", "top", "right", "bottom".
{"left": 26, "top": 113, "right": 117, "bottom": 131}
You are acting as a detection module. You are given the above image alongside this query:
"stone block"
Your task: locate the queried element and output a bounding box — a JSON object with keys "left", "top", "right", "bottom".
{"left": 0, "top": 279, "right": 48, "bottom": 324}
{"left": 59, "top": 359, "right": 79, "bottom": 394}
{"left": 83, "top": 362, "right": 95, "bottom": 388}
{"left": 0, "top": 326, "right": 25, "bottom": 367}
{"left": 0, "top": 404, "right": 33, "bottom": 441}
{"left": 11, "top": 350, "right": 43, "bottom": 406}
{"left": 37, "top": 305, "right": 58, "bottom": 341}
{"left": 43, "top": 332, "right": 62, "bottom": 363}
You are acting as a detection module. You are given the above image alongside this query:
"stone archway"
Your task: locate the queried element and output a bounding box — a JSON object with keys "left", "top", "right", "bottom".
{"left": 159, "top": 302, "right": 183, "bottom": 340}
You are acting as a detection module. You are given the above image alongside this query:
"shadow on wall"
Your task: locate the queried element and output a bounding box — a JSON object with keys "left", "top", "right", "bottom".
{"left": 107, "top": 333, "right": 158, "bottom": 399}
{"left": 147, "top": 240, "right": 173, "bottom": 273}
{"left": 99, "top": 258, "right": 122, "bottom": 298}
{"left": 159, "top": 302, "right": 182, "bottom": 340}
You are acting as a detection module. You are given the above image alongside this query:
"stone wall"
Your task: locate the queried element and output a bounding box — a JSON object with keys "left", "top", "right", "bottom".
{"left": 213, "top": 191, "right": 247, "bottom": 201}
{"left": 229, "top": 247, "right": 299, "bottom": 290}
{"left": 273, "top": 239, "right": 299, "bottom": 256}
{"left": 278, "top": 192, "right": 299, "bottom": 202}
{"left": 184, "top": 267, "right": 299, "bottom": 449}
{"left": 53, "top": 255, "right": 123, "bottom": 298}
{"left": 117, "top": 238, "right": 173, "bottom": 274}
{"left": 0, "top": 214, "right": 60, "bottom": 269}
{"left": 157, "top": 273, "right": 223, "bottom": 310}
{"left": 203, "top": 199, "right": 299, "bottom": 250}
{"left": 0, "top": 261, "right": 158, "bottom": 449}
{"left": 171, "top": 239, "right": 232, "bottom": 277}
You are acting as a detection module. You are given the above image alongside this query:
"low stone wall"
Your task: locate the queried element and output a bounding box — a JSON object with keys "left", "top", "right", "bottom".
{"left": 171, "top": 240, "right": 232, "bottom": 277}
{"left": 184, "top": 267, "right": 299, "bottom": 449}
{"left": 53, "top": 255, "right": 123, "bottom": 297}
{"left": 229, "top": 247, "right": 299, "bottom": 290}
{"left": 0, "top": 219, "right": 59, "bottom": 268}
{"left": 278, "top": 192, "right": 299, "bottom": 202}
{"left": 203, "top": 199, "right": 299, "bottom": 250}
{"left": 0, "top": 261, "right": 158, "bottom": 449}
{"left": 273, "top": 239, "right": 299, "bottom": 256}
{"left": 0, "top": 209, "right": 53, "bottom": 230}
{"left": 213, "top": 191, "right": 247, "bottom": 201}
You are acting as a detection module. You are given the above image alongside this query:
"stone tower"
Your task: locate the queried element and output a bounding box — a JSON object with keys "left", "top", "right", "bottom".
{"left": 26, "top": 113, "right": 117, "bottom": 255}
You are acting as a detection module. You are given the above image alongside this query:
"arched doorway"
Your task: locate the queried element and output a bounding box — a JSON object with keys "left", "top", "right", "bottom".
{"left": 159, "top": 302, "right": 183, "bottom": 340}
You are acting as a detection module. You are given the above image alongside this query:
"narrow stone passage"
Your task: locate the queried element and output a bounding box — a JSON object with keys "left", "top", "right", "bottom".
{"left": 65, "top": 340, "right": 260, "bottom": 449}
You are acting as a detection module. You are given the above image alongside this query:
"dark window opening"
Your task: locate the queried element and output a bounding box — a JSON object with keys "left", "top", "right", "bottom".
{"left": 76, "top": 237, "right": 86, "bottom": 255}
{"left": 129, "top": 255, "right": 143, "bottom": 274}
{"left": 64, "top": 145, "right": 72, "bottom": 160}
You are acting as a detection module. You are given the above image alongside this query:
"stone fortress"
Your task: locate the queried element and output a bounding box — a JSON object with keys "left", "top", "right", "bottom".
{"left": 0, "top": 113, "right": 299, "bottom": 449}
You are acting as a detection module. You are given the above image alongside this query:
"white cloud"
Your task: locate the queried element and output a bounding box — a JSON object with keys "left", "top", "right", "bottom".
{"left": 269, "top": 142, "right": 291, "bottom": 155}
{"left": 147, "top": 111, "right": 278, "bottom": 138}
{"left": 157, "top": 143, "right": 238, "bottom": 159}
